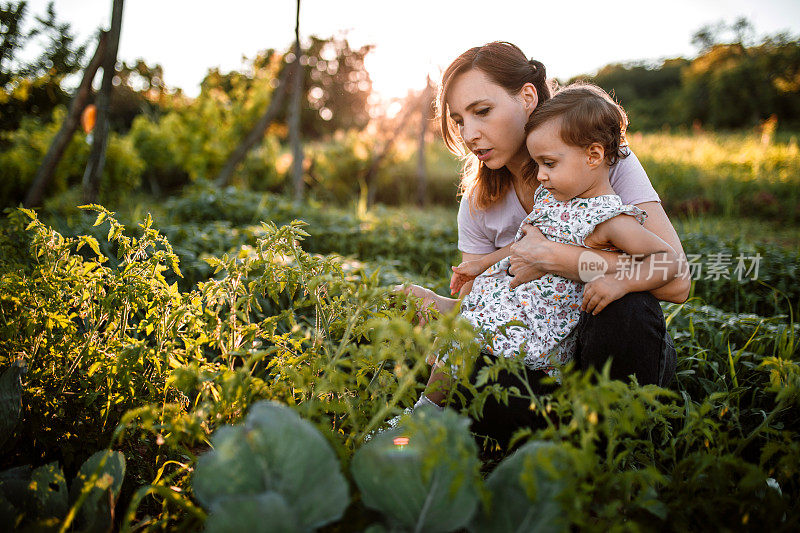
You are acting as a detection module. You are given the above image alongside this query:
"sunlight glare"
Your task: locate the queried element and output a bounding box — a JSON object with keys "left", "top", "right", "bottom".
{"left": 385, "top": 101, "right": 403, "bottom": 119}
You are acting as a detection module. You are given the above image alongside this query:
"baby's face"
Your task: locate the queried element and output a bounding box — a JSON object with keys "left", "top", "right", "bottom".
{"left": 526, "top": 119, "right": 594, "bottom": 203}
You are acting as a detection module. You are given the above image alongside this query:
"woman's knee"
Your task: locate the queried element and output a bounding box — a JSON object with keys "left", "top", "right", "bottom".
{"left": 575, "top": 292, "right": 670, "bottom": 385}
{"left": 579, "top": 291, "right": 664, "bottom": 336}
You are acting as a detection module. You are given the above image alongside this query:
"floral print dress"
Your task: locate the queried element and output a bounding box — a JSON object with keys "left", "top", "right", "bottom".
{"left": 459, "top": 186, "right": 647, "bottom": 379}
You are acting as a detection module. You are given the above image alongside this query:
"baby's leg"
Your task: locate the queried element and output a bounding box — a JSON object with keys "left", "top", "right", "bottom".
{"left": 422, "top": 364, "right": 453, "bottom": 406}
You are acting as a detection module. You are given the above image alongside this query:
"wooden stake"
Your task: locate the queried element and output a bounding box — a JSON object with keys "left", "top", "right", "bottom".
{"left": 81, "top": 0, "right": 124, "bottom": 205}
{"left": 24, "top": 32, "right": 108, "bottom": 208}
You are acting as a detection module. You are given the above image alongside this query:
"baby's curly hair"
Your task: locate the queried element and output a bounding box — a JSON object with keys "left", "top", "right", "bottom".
{"left": 523, "top": 82, "right": 629, "bottom": 179}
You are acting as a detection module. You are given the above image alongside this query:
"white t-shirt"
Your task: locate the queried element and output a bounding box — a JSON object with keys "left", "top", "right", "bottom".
{"left": 457, "top": 149, "right": 659, "bottom": 254}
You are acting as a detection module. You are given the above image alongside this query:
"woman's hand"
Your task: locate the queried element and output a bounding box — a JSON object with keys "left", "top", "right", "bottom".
{"left": 508, "top": 224, "right": 550, "bottom": 288}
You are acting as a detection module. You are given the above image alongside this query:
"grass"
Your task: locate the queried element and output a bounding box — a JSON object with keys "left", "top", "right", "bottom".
{"left": 673, "top": 215, "right": 800, "bottom": 250}
{"left": 629, "top": 130, "right": 800, "bottom": 223}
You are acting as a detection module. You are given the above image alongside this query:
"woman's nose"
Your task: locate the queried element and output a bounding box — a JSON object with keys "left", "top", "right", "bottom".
{"left": 461, "top": 120, "right": 480, "bottom": 144}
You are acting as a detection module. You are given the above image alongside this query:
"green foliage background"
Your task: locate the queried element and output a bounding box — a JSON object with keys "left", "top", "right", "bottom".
{"left": 0, "top": 187, "right": 798, "bottom": 530}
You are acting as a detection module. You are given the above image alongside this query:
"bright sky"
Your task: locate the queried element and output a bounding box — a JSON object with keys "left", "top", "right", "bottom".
{"left": 28, "top": 0, "right": 800, "bottom": 100}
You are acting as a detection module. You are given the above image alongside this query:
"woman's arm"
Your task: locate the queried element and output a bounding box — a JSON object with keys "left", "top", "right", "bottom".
{"left": 580, "top": 213, "right": 680, "bottom": 314}
{"left": 508, "top": 202, "right": 690, "bottom": 303}
{"left": 635, "top": 201, "right": 691, "bottom": 303}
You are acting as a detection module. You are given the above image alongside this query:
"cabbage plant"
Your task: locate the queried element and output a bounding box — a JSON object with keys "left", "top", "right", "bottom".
{"left": 192, "top": 400, "right": 349, "bottom": 533}
{"left": 352, "top": 406, "right": 481, "bottom": 532}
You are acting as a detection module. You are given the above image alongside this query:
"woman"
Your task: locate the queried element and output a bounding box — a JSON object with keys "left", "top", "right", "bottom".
{"left": 405, "top": 41, "right": 689, "bottom": 448}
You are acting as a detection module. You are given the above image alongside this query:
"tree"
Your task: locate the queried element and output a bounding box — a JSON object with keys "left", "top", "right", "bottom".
{"left": 107, "top": 59, "right": 169, "bottom": 132}
{"left": 691, "top": 22, "right": 725, "bottom": 54}
{"left": 580, "top": 59, "right": 688, "bottom": 130}
{"left": 0, "top": 1, "right": 88, "bottom": 133}
{"left": 298, "top": 35, "right": 373, "bottom": 139}
{"left": 362, "top": 87, "right": 430, "bottom": 207}
{"left": 416, "top": 75, "right": 433, "bottom": 206}
{"left": 0, "top": 1, "right": 26, "bottom": 83}
{"left": 681, "top": 29, "right": 800, "bottom": 129}
{"left": 196, "top": 34, "right": 372, "bottom": 142}
{"left": 573, "top": 18, "right": 800, "bottom": 130}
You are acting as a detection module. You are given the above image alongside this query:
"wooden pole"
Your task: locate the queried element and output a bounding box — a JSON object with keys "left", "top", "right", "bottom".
{"left": 24, "top": 32, "right": 108, "bottom": 208}
{"left": 364, "top": 89, "right": 427, "bottom": 207}
{"left": 416, "top": 75, "right": 431, "bottom": 207}
{"left": 81, "top": 0, "right": 124, "bottom": 205}
{"left": 214, "top": 63, "right": 293, "bottom": 188}
{"left": 289, "top": 0, "right": 304, "bottom": 203}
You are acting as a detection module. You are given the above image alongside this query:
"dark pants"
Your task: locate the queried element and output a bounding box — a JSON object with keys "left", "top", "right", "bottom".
{"left": 448, "top": 355, "right": 556, "bottom": 452}
{"left": 573, "top": 291, "right": 676, "bottom": 388}
{"left": 449, "top": 291, "right": 677, "bottom": 451}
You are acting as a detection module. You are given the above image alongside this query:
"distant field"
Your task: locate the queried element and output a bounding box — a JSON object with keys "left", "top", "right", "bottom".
{"left": 629, "top": 130, "right": 800, "bottom": 223}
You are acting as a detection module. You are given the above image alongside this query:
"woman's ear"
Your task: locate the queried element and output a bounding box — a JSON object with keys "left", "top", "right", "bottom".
{"left": 586, "top": 143, "right": 605, "bottom": 168}
{"left": 520, "top": 83, "right": 538, "bottom": 115}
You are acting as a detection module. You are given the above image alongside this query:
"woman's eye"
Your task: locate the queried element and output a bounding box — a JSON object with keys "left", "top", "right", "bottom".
{"left": 475, "top": 107, "right": 490, "bottom": 116}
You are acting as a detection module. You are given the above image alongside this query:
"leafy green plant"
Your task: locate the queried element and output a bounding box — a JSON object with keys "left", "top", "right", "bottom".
{"left": 192, "top": 401, "right": 349, "bottom": 532}
{"left": 0, "top": 107, "right": 145, "bottom": 208}
{"left": 469, "top": 441, "right": 573, "bottom": 533}
{"left": 0, "top": 449, "right": 125, "bottom": 532}
{"left": 352, "top": 406, "right": 482, "bottom": 532}
{"left": 1, "top": 194, "right": 799, "bottom": 531}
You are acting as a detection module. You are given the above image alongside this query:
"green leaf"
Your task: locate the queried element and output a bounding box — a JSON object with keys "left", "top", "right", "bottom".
{"left": 0, "top": 360, "right": 26, "bottom": 449}
{"left": 0, "top": 490, "right": 20, "bottom": 531}
{"left": 92, "top": 213, "right": 106, "bottom": 227}
{"left": 28, "top": 462, "right": 68, "bottom": 519}
{"left": 82, "top": 236, "right": 101, "bottom": 257}
{"left": 0, "top": 465, "right": 31, "bottom": 523}
{"left": 86, "top": 362, "right": 102, "bottom": 378}
{"left": 170, "top": 259, "right": 183, "bottom": 279}
{"left": 68, "top": 450, "right": 126, "bottom": 533}
{"left": 193, "top": 401, "right": 349, "bottom": 531}
{"left": 205, "top": 493, "right": 299, "bottom": 533}
{"left": 469, "top": 441, "right": 575, "bottom": 533}
{"left": 352, "top": 407, "right": 480, "bottom": 532}
{"left": 17, "top": 207, "right": 36, "bottom": 220}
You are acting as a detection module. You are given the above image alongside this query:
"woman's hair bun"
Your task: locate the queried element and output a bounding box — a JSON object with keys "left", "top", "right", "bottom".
{"left": 529, "top": 59, "right": 546, "bottom": 80}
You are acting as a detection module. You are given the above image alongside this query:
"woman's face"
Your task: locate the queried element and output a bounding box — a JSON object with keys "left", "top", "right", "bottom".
{"left": 446, "top": 69, "right": 535, "bottom": 174}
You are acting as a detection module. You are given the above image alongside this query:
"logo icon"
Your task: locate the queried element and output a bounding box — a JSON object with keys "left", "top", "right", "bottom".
{"left": 578, "top": 251, "right": 607, "bottom": 282}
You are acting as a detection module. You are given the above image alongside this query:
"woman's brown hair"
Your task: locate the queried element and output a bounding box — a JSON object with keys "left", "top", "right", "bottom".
{"left": 437, "top": 42, "right": 554, "bottom": 210}
{"left": 522, "top": 82, "right": 629, "bottom": 182}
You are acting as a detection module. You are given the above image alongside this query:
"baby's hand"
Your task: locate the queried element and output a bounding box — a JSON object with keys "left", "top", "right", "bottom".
{"left": 449, "top": 260, "right": 485, "bottom": 295}
{"left": 581, "top": 275, "right": 629, "bottom": 315}
{"left": 449, "top": 272, "right": 471, "bottom": 295}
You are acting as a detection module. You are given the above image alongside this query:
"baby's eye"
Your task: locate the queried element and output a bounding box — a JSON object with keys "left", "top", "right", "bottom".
{"left": 543, "top": 161, "right": 555, "bottom": 168}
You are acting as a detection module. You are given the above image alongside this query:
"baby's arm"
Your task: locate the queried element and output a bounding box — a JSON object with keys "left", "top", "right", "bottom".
{"left": 449, "top": 243, "right": 513, "bottom": 295}
{"left": 581, "top": 215, "right": 680, "bottom": 315}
